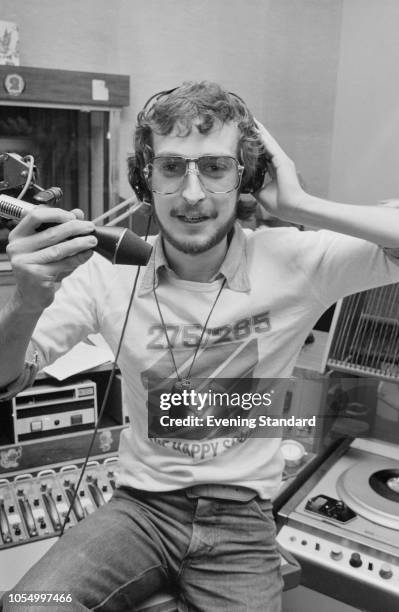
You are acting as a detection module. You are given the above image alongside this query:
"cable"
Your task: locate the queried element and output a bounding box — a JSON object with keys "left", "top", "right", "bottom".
{"left": 59, "top": 213, "right": 153, "bottom": 536}
{"left": 17, "top": 155, "right": 35, "bottom": 200}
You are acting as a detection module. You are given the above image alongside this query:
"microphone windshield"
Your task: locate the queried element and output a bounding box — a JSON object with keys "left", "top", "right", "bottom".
{"left": 94, "top": 226, "right": 152, "bottom": 265}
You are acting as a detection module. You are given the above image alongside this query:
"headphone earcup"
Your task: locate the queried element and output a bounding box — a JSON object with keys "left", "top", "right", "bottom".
{"left": 240, "top": 152, "right": 270, "bottom": 194}
{"left": 128, "top": 153, "right": 152, "bottom": 204}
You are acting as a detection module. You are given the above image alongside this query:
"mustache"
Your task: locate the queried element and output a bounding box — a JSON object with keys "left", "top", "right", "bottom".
{"left": 170, "top": 208, "right": 218, "bottom": 218}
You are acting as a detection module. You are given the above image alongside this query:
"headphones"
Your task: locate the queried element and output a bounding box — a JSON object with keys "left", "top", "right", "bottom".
{"left": 128, "top": 87, "right": 271, "bottom": 204}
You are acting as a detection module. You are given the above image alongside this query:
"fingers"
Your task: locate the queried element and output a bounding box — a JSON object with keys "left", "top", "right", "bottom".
{"left": 36, "top": 235, "right": 97, "bottom": 264}
{"left": 39, "top": 249, "right": 95, "bottom": 281}
{"left": 8, "top": 204, "right": 96, "bottom": 259}
{"left": 8, "top": 233, "right": 98, "bottom": 265}
{"left": 18, "top": 219, "right": 95, "bottom": 251}
{"left": 6, "top": 207, "right": 95, "bottom": 312}
{"left": 254, "top": 118, "right": 287, "bottom": 160}
{"left": 10, "top": 206, "right": 89, "bottom": 237}
{"left": 9, "top": 205, "right": 76, "bottom": 237}
{"left": 70, "top": 208, "right": 85, "bottom": 220}
{"left": 253, "top": 119, "right": 298, "bottom": 185}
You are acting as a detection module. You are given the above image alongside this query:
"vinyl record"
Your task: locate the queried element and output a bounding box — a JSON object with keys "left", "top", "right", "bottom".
{"left": 336, "top": 459, "right": 399, "bottom": 530}
{"left": 369, "top": 469, "right": 399, "bottom": 503}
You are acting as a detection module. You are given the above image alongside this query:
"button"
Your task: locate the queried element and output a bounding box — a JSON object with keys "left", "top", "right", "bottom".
{"left": 379, "top": 564, "right": 393, "bottom": 579}
{"left": 330, "top": 549, "right": 343, "bottom": 561}
{"left": 102, "top": 485, "right": 108, "bottom": 492}
{"left": 349, "top": 552, "right": 362, "bottom": 567}
{"left": 8, "top": 505, "right": 14, "bottom": 513}
{"left": 30, "top": 420, "right": 42, "bottom": 432}
{"left": 56, "top": 494, "right": 62, "bottom": 502}
{"left": 78, "top": 386, "right": 94, "bottom": 397}
{"left": 33, "top": 498, "right": 39, "bottom": 506}
{"left": 71, "top": 414, "right": 83, "bottom": 425}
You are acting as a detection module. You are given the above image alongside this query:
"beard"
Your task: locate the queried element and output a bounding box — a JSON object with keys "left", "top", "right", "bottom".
{"left": 154, "top": 208, "right": 237, "bottom": 255}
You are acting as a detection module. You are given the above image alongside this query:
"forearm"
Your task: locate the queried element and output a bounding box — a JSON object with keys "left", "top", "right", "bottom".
{"left": 0, "top": 289, "right": 43, "bottom": 388}
{"left": 289, "top": 194, "right": 399, "bottom": 248}
{"left": 254, "top": 121, "right": 399, "bottom": 248}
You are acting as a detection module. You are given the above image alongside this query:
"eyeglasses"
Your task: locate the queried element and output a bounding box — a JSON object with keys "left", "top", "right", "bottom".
{"left": 143, "top": 155, "right": 244, "bottom": 195}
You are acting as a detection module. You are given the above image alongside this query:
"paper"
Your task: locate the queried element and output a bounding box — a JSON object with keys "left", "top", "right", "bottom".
{"left": 0, "top": 21, "right": 20, "bottom": 66}
{"left": 91, "top": 79, "right": 109, "bottom": 101}
{"left": 42, "top": 337, "right": 114, "bottom": 381}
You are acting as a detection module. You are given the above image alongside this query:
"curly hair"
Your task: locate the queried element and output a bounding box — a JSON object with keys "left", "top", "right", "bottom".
{"left": 129, "top": 81, "right": 267, "bottom": 200}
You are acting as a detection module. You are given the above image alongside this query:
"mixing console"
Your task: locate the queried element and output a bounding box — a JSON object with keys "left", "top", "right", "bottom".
{"left": 0, "top": 456, "right": 118, "bottom": 550}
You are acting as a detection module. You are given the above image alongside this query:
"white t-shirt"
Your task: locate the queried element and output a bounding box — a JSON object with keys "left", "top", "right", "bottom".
{"left": 29, "top": 224, "right": 399, "bottom": 499}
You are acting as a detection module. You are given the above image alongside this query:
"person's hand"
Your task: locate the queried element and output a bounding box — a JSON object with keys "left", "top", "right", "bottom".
{"left": 6, "top": 206, "right": 97, "bottom": 312}
{"left": 254, "top": 119, "right": 306, "bottom": 221}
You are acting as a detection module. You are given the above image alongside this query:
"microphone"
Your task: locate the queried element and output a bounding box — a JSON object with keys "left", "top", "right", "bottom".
{"left": 0, "top": 194, "right": 152, "bottom": 266}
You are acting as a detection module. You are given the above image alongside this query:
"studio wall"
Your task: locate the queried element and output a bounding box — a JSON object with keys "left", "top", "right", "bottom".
{"left": 116, "top": 0, "right": 342, "bottom": 199}
{"left": 329, "top": 0, "right": 399, "bottom": 205}
{"left": 3, "top": 0, "right": 398, "bottom": 210}
{"left": 1, "top": 0, "right": 343, "bottom": 202}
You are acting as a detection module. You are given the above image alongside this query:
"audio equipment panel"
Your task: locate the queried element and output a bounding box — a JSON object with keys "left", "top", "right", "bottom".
{"left": 12, "top": 380, "right": 97, "bottom": 442}
{"left": 0, "top": 455, "right": 119, "bottom": 550}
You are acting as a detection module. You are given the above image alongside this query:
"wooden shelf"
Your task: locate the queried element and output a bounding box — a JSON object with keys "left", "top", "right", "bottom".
{"left": 0, "top": 65, "right": 129, "bottom": 108}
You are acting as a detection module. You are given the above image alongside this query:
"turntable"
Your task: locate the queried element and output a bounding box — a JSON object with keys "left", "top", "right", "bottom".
{"left": 277, "top": 437, "right": 399, "bottom": 612}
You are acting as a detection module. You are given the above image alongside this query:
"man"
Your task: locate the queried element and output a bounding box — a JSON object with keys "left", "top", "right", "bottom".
{"left": 1, "top": 81, "right": 399, "bottom": 611}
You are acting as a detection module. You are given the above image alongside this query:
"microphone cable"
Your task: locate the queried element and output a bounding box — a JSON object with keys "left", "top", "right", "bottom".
{"left": 59, "top": 212, "right": 153, "bottom": 536}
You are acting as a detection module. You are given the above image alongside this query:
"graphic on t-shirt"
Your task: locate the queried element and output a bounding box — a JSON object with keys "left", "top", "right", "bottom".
{"left": 145, "top": 338, "right": 259, "bottom": 439}
{"left": 147, "top": 310, "right": 270, "bottom": 351}
{"left": 141, "top": 308, "right": 286, "bottom": 447}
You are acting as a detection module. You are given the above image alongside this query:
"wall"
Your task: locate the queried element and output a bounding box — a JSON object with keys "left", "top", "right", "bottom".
{"left": 0, "top": 0, "right": 343, "bottom": 201}
{"left": 329, "top": 0, "right": 399, "bottom": 204}
{"left": 116, "top": 0, "right": 343, "bottom": 198}
{"left": 4, "top": 1, "right": 399, "bottom": 207}
{"left": 1, "top": 0, "right": 121, "bottom": 72}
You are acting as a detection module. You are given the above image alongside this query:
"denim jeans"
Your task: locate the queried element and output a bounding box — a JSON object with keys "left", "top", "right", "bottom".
{"left": 2, "top": 487, "right": 283, "bottom": 612}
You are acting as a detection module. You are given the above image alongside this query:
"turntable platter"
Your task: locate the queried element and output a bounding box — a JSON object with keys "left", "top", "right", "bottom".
{"left": 337, "top": 459, "right": 399, "bottom": 530}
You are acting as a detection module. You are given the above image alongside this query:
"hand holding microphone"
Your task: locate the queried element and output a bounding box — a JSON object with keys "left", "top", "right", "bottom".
{"left": 0, "top": 194, "right": 152, "bottom": 265}
{"left": 1, "top": 194, "right": 152, "bottom": 312}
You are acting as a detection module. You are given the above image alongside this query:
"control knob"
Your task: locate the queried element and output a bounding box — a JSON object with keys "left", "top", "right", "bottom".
{"left": 349, "top": 552, "right": 362, "bottom": 568}
{"left": 330, "top": 549, "right": 343, "bottom": 561}
{"left": 379, "top": 564, "right": 393, "bottom": 580}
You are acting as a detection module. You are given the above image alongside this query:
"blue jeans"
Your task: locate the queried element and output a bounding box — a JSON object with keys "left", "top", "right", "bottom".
{"left": 2, "top": 487, "right": 283, "bottom": 611}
